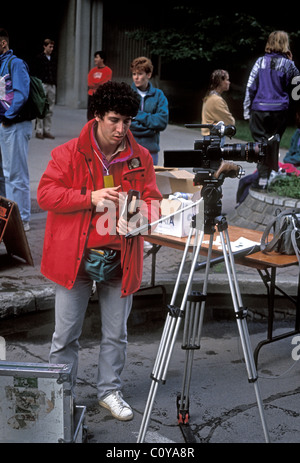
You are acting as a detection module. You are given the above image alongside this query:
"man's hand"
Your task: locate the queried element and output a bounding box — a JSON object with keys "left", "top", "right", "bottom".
{"left": 117, "top": 212, "right": 145, "bottom": 235}
{"left": 91, "top": 185, "right": 121, "bottom": 208}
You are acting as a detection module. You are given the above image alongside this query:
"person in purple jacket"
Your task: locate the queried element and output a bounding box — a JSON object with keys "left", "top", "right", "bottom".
{"left": 244, "top": 30, "right": 300, "bottom": 188}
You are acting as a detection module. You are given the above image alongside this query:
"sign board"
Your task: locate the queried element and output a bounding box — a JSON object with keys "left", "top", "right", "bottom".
{"left": 0, "top": 196, "right": 33, "bottom": 266}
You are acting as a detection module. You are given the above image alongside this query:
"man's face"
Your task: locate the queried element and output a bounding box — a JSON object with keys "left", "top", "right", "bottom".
{"left": 44, "top": 43, "right": 54, "bottom": 56}
{"left": 94, "top": 54, "right": 104, "bottom": 68}
{"left": 0, "top": 38, "right": 8, "bottom": 55}
{"left": 95, "top": 111, "right": 132, "bottom": 150}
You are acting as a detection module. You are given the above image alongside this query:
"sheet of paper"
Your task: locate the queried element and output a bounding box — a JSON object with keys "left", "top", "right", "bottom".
{"left": 202, "top": 236, "right": 260, "bottom": 252}
{"left": 222, "top": 237, "right": 260, "bottom": 252}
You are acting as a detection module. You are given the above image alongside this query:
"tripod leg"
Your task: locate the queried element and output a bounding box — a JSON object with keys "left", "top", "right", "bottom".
{"left": 150, "top": 227, "right": 198, "bottom": 379}
{"left": 177, "top": 292, "right": 204, "bottom": 434}
{"left": 137, "top": 226, "right": 205, "bottom": 443}
{"left": 170, "top": 227, "right": 200, "bottom": 305}
{"left": 177, "top": 234, "right": 214, "bottom": 429}
{"left": 219, "top": 226, "right": 270, "bottom": 443}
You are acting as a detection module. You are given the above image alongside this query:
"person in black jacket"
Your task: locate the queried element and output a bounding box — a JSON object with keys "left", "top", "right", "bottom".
{"left": 34, "top": 39, "right": 57, "bottom": 139}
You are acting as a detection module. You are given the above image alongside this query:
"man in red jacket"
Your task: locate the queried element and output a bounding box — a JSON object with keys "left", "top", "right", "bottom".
{"left": 37, "top": 81, "right": 162, "bottom": 421}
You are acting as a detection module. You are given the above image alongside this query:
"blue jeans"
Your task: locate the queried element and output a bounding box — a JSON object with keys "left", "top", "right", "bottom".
{"left": 151, "top": 152, "right": 158, "bottom": 165}
{"left": 0, "top": 121, "right": 32, "bottom": 222}
{"left": 49, "top": 271, "right": 133, "bottom": 400}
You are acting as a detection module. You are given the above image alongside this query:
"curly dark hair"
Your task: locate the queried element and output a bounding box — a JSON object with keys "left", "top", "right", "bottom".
{"left": 90, "top": 81, "right": 140, "bottom": 119}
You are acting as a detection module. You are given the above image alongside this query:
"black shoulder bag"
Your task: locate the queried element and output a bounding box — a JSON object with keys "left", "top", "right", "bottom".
{"left": 261, "top": 210, "right": 300, "bottom": 263}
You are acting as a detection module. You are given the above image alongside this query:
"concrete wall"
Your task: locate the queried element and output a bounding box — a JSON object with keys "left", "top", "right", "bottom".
{"left": 56, "top": 0, "right": 104, "bottom": 109}
{"left": 52, "top": 1, "right": 204, "bottom": 123}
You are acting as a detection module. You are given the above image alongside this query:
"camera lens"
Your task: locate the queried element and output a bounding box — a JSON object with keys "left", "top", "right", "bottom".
{"left": 222, "top": 142, "right": 261, "bottom": 163}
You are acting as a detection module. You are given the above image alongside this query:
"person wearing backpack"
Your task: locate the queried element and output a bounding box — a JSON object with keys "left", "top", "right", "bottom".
{"left": 33, "top": 38, "right": 57, "bottom": 139}
{"left": 0, "top": 28, "right": 32, "bottom": 231}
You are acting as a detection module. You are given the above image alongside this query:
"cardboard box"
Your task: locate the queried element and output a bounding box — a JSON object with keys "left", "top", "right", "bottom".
{"left": 155, "top": 167, "right": 200, "bottom": 197}
{"left": 155, "top": 197, "right": 196, "bottom": 237}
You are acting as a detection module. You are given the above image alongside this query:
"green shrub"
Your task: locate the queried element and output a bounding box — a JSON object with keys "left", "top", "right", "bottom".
{"left": 268, "top": 174, "right": 300, "bottom": 199}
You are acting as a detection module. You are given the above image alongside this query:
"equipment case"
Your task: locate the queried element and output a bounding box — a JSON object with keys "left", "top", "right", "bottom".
{"left": 0, "top": 361, "right": 86, "bottom": 443}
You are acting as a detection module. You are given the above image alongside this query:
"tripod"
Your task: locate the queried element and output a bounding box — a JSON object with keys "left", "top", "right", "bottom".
{"left": 137, "top": 194, "right": 270, "bottom": 443}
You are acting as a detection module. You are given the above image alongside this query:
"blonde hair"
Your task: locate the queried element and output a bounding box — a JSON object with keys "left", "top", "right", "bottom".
{"left": 130, "top": 56, "right": 153, "bottom": 75}
{"left": 265, "top": 31, "right": 290, "bottom": 54}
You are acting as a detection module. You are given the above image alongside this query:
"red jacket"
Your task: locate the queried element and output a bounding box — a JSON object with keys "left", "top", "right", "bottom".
{"left": 37, "top": 121, "right": 162, "bottom": 296}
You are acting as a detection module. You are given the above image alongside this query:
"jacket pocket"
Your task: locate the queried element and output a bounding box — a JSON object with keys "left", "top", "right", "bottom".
{"left": 122, "top": 169, "right": 146, "bottom": 192}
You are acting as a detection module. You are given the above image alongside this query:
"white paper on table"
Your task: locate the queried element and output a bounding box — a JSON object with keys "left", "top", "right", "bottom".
{"left": 220, "top": 237, "right": 260, "bottom": 252}
{"left": 201, "top": 236, "right": 260, "bottom": 253}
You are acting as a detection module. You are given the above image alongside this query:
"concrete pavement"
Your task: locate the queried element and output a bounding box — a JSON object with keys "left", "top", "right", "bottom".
{"left": 0, "top": 105, "right": 300, "bottom": 444}
{"left": 1, "top": 297, "right": 300, "bottom": 444}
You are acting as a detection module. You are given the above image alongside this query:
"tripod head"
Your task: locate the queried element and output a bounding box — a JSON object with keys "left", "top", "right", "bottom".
{"left": 193, "top": 159, "right": 242, "bottom": 234}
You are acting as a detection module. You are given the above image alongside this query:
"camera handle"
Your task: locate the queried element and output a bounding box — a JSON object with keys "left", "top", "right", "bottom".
{"left": 214, "top": 159, "right": 243, "bottom": 179}
{"left": 185, "top": 121, "right": 236, "bottom": 138}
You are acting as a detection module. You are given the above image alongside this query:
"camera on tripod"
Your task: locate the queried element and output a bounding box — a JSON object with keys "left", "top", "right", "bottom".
{"left": 138, "top": 120, "right": 271, "bottom": 444}
{"left": 164, "top": 122, "right": 280, "bottom": 234}
{"left": 164, "top": 121, "right": 280, "bottom": 185}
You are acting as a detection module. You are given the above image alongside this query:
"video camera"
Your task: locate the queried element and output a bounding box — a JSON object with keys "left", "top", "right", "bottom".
{"left": 164, "top": 122, "right": 280, "bottom": 186}
{"left": 164, "top": 122, "right": 280, "bottom": 233}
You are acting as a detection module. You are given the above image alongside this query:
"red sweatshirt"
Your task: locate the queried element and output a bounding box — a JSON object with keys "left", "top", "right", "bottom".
{"left": 87, "top": 66, "right": 112, "bottom": 95}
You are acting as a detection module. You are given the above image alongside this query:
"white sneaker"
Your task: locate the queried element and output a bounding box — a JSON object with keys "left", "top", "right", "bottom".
{"left": 23, "top": 222, "right": 30, "bottom": 232}
{"left": 99, "top": 390, "right": 133, "bottom": 421}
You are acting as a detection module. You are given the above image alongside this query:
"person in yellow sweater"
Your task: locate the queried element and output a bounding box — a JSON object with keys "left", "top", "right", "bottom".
{"left": 201, "top": 69, "right": 235, "bottom": 144}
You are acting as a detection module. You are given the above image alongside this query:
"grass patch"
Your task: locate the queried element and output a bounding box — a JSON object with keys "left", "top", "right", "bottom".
{"left": 234, "top": 120, "right": 295, "bottom": 150}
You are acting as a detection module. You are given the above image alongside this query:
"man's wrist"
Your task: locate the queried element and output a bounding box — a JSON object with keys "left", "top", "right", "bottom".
{"left": 91, "top": 191, "right": 95, "bottom": 207}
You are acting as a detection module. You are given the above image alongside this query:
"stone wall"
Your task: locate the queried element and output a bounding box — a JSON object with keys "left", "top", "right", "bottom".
{"left": 227, "top": 188, "right": 300, "bottom": 231}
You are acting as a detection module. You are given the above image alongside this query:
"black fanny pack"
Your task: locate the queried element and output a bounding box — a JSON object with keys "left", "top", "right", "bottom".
{"left": 84, "top": 248, "right": 122, "bottom": 282}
